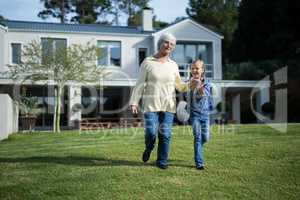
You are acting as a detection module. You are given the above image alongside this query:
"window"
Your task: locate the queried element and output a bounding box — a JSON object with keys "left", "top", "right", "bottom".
{"left": 11, "top": 43, "right": 21, "bottom": 64}
{"left": 97, "top": 41, "right": 121, "bottom": 67}
{"left": 138, "top": 48, "right": 148, "bottom": 66}
{"left": 172, "top": 44, "right": 185, "bottom": 64}
{"left": 41, "top": 38, "right": 67, "bottom": 63}
{"left": 171, "top": 42, "right": 213, "bottom": 78}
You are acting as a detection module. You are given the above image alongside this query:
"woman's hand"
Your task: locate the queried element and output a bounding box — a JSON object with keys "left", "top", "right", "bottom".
{"left": 130, "top": 105, "right": 139, "bottom": 114}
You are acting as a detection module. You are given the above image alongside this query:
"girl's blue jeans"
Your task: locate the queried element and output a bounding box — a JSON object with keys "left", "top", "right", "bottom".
{"left": 191, "top": 116, "right": 210, "bottom": 167}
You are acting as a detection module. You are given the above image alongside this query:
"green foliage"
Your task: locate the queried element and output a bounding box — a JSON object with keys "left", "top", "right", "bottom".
{"left": 17, "top": 96, "right": 42, "bottom": 117}
{"left": 5, "top": 40, "right": 106, "bottom": 132}
{"left": 37, "top": 0, "right": 153, "bottom": 26}
{"left": 71, "top": 0, "right": 112, "bottom": 24}
{"left": 0, "top": 14, "right": 5, "bottom": 20}
{"left": 38, "top": 0, "right": 72, "bottom": 23}
{"left": 0, "top": 124, "right": 299, "bottom": 199}
{"left": 153, "top": 19, "right": 169, "bottom": 29}
{"left": 115, "top": 0, "right": 151, "bottom": 26}
{"left": 7, "top": 40, "right": 105, "bottom": 85}
{"left": 186, "top": 0, "right": 238, "bottom": 63}
{"left": 230, "top": 0, "right": 300, "bottom": 62}
{"left": 223, "top": 59, "right": 288, "bottom": 80}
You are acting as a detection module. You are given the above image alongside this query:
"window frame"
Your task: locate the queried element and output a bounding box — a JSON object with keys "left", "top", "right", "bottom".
{"left": 171, "top": 41, "right": 214, "bottom": 79}
{"left": 97, "top": 40, "right": 122, "bottom": 68}
{"left": 137, "top": 47, "right": 148, "bottom": 67}
{"left": 10, "top": 42, "right": 22, "bottom": 65}
{"left": 40, "top": 37, "right": 68, "bottom": 63}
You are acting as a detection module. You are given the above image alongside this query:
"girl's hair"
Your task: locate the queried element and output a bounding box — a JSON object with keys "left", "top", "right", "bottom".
{"left": 191, "top": 59, "right": 205, "bottom": 81}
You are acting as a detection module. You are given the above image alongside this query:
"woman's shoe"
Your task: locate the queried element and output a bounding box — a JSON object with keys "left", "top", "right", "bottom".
{"left": 196, "top": 165, "right": 205, "bottom": 170}
{"left": 142, "top": 150, "right": 151, "bottom": 162}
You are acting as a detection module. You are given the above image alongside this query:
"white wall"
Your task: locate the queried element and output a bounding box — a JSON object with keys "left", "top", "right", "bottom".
{"left": 0, "top": 26, "right": 6, "bottom": 72}
{"left": 0, "top": 94, "right": 18, "bottom": 141}
{"left": 1, "top": 31, "right": 152, "bottom": 80}
{"left": 1, "top": 21, "right": 223, "bottom": 82}
{"left": 153, "top": 20, "right": 223, "bottom": 80}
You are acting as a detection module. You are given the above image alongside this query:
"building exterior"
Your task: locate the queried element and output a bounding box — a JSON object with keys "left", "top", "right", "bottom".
{"left": 0, "top": 8, "right": 270, "bottom": 131}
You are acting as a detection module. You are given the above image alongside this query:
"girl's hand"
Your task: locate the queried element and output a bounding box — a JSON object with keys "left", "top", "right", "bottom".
{"left": 197, "top": 83, "right": 204, "bottom": 96}
{"left": 190, "top": 78, "right": 200, "bottom": 90}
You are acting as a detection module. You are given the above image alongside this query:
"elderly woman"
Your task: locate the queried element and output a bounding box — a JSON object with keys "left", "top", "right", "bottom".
{"left": 129, "top": 33, "right": 188, "bottom": 169}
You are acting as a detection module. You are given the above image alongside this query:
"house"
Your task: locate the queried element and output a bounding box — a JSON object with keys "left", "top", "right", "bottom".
{"left": 0, "top": 8, "right": 270, "bottom": 131}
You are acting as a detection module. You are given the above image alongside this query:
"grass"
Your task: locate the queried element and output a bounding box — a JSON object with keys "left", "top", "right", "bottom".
{"left": 0, "top": 124, "right": 299, "bottom": 200}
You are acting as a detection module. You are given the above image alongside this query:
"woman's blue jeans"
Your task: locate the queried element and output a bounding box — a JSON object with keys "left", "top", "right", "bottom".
{"left": 143, "top": 112, "right": 174, "bottom": 166}
{"left": 191, "top": 117, "right": 210, "bottom": 167}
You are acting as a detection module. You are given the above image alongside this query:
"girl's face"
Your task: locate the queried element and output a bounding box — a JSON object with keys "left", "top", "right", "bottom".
{"left": 191, "top": 63, "right": 204, "bottom": 80}
{"left": 159, "top": 40, "right": 175, "bottom": 55}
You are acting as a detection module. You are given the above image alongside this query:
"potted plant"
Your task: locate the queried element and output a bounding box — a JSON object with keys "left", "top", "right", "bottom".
{"left": 17, "top": 96, "right": 42, "bottom": 131}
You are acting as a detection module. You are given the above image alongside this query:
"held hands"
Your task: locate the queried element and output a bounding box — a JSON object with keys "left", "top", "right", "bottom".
{"left": 190, "top": 78, "right": 204, "bottom": 95}
{"left": 130, "top": 105, "right": 139, "bottom": 114}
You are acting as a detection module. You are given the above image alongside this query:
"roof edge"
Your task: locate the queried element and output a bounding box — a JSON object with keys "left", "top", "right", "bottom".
{"left": 153, "top": 18, "right": 224, "bottom": 39}
{"left": 1, "top": 19, "right": 139, "bottom": 29}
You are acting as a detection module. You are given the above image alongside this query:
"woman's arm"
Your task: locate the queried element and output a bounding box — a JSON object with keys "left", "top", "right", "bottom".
{"left": 129, "top": 61, "right": 148, "bottom": 113}
{"left": 175, "top": 65, "right": 189, "bottom": 92}
{"left": 175, "top": 75, "right": 189, "bottom": 92}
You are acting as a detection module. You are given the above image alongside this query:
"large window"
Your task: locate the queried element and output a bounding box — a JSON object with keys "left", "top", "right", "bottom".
{"left": 11, "top": 43, "right": 21, "bottom": 64}
{"left": 171, "top": 42, "right": 213, "bottom": 78}
{"left": 41, "top": 38, "right": 67, "bottom": 63}
{"left": 97, "top": 41, "right": 121, "bottom": 67}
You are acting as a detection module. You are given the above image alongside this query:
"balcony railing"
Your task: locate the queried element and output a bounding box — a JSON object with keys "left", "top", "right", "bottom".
{"left": 178, "top": 63, "right": 213, "bottom": 81}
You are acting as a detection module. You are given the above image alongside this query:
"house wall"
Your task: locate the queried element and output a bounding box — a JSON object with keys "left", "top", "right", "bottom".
{"left": 1, "top": 31, "right": 153, "bottom": 80}
{"left": 153, "top": 20, "right": 223, "bottom": 80}
{"left": 0, "top": 26, "right": 6, "bottom": 72}
{"left": 0, "top": 94, "right": 18, "bottom": 141}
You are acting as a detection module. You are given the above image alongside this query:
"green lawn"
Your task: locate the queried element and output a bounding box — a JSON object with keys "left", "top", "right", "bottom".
{"left": 0, "top": 124, "right": 299, "bottom": 200}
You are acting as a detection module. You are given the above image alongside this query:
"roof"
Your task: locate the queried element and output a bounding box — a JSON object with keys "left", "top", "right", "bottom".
{"left": 0, "top": 18, "right": 223, "bottom": 39}
{"left": 154, "top": 18, "right": 224, "bottom": 39}
{"left": 0, "top": 20, "right": 154, "bottom": 35}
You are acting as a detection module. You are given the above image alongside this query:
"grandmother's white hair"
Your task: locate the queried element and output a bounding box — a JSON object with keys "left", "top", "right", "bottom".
{"left": 157, "top": 33, "right": 176, "bottom": 50}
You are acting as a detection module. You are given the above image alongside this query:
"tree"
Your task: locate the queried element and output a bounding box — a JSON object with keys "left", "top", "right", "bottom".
{"left": 186, "top": 0, "right": 238, "bottom": 63}
{"left": 38, "top": 0, "right": 72, "bottom": 23}
{"left": 153, "top": 15, "right": 169, "bottom": 29}
{"left": 111, "top": 0, "right": 151, "bottom": 26}
{"left": 230, "top": 0, "right": 300, "bottom": 62}
{"left": 71, "top": 0, "right": 112, "bottom": 24}
{"left": 0, "top": 15, "right": 5, "bottom": 20}
{"left": 6, "top": 40, "right": 106, "bottom": 132}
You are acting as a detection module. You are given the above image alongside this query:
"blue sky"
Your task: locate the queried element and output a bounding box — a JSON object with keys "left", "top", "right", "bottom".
{"left": 0, "top": 0, "right": 189, "bottom": 25}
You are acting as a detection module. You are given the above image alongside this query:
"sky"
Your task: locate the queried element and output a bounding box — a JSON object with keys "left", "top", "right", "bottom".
{"left": 0, "top": 0, "right": 189, "bottom": 25}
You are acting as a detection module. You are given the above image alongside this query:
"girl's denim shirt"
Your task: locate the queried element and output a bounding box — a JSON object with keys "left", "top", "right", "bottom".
{"left": 187, "top": 80, "right": 213, "bottom": 119}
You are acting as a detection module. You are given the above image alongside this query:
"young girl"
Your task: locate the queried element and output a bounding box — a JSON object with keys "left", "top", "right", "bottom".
{"left": 189, "top": 59, "right": 212, "bottom": 170}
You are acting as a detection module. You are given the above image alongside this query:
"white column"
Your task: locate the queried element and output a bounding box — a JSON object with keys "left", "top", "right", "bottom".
{"left": 68, "top": 85, "right": 82, "bottom": 128}
{"left": 211, "top": 84, "right": 222, "bottom": 108}
{"left": 256, "top": 87, "right": 270, "bottom": 122}
{"left": 232, "top": 94, "right": 240, "bottom": 123}
{"left": 256, "top": 87, "right": 270, "bottom": 113}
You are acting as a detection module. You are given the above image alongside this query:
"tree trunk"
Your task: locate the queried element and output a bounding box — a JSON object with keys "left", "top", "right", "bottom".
{"left": 53, "top": 87, "right": 57, "bottom": 132}
{"left": 56, "top": 85, "right": 62, "bottom": 132}
{"left": 61, "top": 0, "right": 65, "bottom": 23}
{"left": 53, "top": 85, "right": 62, "bottom": 132}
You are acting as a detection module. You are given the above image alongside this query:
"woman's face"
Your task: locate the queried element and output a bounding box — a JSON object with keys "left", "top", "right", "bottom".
{"left": 191, "top": 63, "right": 204, "bottom": 80}
{"left": 159, "top": 40, "right": 175, "bottom": 55}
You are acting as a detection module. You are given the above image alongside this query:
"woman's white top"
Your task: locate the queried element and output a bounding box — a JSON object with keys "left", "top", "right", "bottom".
{"left": 130, "top": 56, "right": 188, "bottom": 113}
